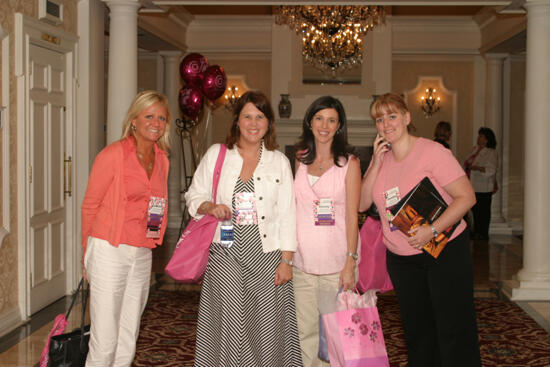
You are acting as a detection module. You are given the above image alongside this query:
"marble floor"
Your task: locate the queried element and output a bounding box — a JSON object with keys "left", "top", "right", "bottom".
{"left": 0, "top": 233, "right": 549, "bottom": 366}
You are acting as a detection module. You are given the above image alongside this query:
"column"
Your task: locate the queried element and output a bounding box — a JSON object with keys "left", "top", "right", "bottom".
{"left": 505, "top": 0, "right": 550, "bottom": 300}
{"left": 484, "top": 54, "right": 512, "bottom": 235}
{"left": 103, "top": 0, "right": 139, "bottom": 143}
{"left": 159, "top": 51, "right": 183, "bottom": 229}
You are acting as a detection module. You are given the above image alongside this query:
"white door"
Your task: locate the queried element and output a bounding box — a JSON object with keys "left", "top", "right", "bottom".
{"left": 27, "top": 43, "right": 69, "bottom": 314}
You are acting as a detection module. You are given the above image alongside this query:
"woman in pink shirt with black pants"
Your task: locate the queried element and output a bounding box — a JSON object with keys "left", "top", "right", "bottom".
{"left": 360, "top": 93, "right": 480, "bottom": 366}
{"left": 81, "top": 90, "right": 171, "bottom": 366}
{"left": 293, "top": 96, "right": 361, "bottom": 367}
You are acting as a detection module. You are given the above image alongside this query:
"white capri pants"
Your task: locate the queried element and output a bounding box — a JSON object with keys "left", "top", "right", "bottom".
{"left": 84, "top": 237, "right": 152, "bottom": 367}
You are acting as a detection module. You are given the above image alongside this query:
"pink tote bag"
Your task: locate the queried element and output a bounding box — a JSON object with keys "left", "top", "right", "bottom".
{"left": 165, "top": 145, "right": 226, "bottom": 283}
{"left": 322, "top": 291, "right": 390, "bottom": 367}
{"left": 356, "top": 217, "right": 393, "bottom": 294}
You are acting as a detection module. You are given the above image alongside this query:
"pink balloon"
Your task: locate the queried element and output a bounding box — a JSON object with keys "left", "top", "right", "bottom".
{"left": 202, "top": 65, "right": 227, "bottom": 101}
{"left": 179, "top": 53, "right": 209, "bottom": 86}
{"left": 178, "top": 86, "right": 204, "bottom": 120}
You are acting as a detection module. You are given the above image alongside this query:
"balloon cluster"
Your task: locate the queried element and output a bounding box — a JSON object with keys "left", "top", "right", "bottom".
{"left": 178, "top": 53, "right": 227, "bottom": 121}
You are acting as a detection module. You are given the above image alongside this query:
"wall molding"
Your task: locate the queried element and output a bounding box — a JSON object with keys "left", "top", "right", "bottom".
{"left": 0, "top": 34, "right": 10, "bottom": 248}
{"left": 0, "top": 306, "right": 22, "bottom": 338}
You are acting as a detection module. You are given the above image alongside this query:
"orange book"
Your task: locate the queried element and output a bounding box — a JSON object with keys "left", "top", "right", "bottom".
{"left": 390, "top": 177, "right": 459, "bottom": 258}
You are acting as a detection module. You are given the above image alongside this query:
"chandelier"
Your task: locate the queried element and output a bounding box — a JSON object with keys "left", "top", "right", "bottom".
{"left": 275, "top": 6, "right": 385, "bottom": 74}
{"left": 224, "top": 85, "right": 241, "bottom": 111}
{"left": 420, "top": 88, "right": 441, "bottom": 117}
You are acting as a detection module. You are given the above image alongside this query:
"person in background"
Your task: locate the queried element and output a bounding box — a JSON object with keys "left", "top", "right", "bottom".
{"left": 433, "top": 121, "right": 452, "bottom": 149}
{"left": 464, "top": 127, "right": 498, "bottom": 241}
{"left": 293, "top": 96, "right": 361, "bottom": 366}
{"left": 82, "top": 90, "right": 171, "bottom": 366}
{"left": 359, "top": 93, "right": 481, "bottom": 366}
{"left": 184, "top": 91, "right": 302, "bottom": 366}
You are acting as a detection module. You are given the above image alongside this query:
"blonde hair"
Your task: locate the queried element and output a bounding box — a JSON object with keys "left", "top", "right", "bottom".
{"left": 120, "top": 90, "right": 172, "bottom": 152}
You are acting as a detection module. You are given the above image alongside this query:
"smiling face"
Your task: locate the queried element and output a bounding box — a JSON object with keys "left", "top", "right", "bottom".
{"left": 237, "top": 102, "right": 269, "bottom": 146}
{"left": 132, "top": 102, "right": 168, "bottom": 145}
{"left": 310, "top": 108, "right": 340, "bottom": 145}
{"left": 374, "top": 105, "right": 410, "bottom": 144}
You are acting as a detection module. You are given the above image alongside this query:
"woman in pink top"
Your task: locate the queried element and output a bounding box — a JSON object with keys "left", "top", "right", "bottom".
{"left": 81, "top": 90, "right": 170, "bottom": 366}
{"left": 359, "top": 93, "right": 480, "bottom": 366}
{"left": 293, "top": 96, "right": 361, "bottom": 366}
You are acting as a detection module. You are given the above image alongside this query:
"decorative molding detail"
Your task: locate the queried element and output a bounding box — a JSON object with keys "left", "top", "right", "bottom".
{"left": 1, "top": 35, "right": 9, "bottom": 248}
{"left": 0, "top": 306, "right": 23, "bottom": 338}
{"left": 186, "top": 15, "right": 272, "bottom": 55}
{"left": 391, "top": 16, "right": 481, "bottom": 55}
{"left": 404, "top": 76, "right": 458, "bottom": 154}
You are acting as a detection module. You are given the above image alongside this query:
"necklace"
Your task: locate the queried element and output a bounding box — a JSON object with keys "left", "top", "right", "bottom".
{"left": 137, "top": 152, "right": 153, "bottom": 171}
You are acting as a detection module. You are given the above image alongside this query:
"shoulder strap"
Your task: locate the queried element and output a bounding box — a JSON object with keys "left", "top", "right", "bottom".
{"left": 211, "top": 144, "right": 227, "bottom": 204}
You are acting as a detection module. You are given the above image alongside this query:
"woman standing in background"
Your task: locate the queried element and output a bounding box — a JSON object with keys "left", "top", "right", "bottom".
{"left": 464, "top": 127, "right": 498, "bottom": 241}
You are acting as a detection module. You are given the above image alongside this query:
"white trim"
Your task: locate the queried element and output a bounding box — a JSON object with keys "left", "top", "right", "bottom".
{"left": 0, "top": 35, "right": 10, "bottom": 247}
{"left": 15, "top": 13, "right": 78, "bottom": 318}
{"left": 0, "top": 307, "right": 23, "bottom": 338}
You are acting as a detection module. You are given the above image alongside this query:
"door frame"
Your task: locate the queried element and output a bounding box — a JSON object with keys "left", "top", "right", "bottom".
{"left": 15, "top": 13, "right": 78, "bottom": 318}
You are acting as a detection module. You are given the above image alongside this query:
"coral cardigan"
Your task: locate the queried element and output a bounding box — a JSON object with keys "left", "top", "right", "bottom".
{"left": 81, "top": 137, "right": 169, "bottom": 256}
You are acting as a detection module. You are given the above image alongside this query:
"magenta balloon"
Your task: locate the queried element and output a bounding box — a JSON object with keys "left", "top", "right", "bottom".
{"left": 202, "top": 65, "right": 227, "bottom": 101}
{"left": 178, "top": 86, "right": 204, "bottom": 120}
{"left": 179, "top": 53, "right": 209, "bottom": 85}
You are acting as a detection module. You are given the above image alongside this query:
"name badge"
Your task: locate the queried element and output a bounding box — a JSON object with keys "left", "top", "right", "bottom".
{"left": 235, "top": 192, "right": 258, "bottom": 226}
{"left": 146, "top": 196, "right": 166, "bottom": 238}
{"left": 384, "top": 186, "right": 401, "bottom": 208}
{"left": 314, "top": 198, "right": 335, "bottom": 226}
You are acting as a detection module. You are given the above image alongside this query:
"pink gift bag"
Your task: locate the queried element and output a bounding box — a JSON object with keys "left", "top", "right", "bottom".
{"left": 356, "top": 217, "right": 393, "bottom": 293}
{"left": 322, "top": 291, "right": 390, "bottom": 367}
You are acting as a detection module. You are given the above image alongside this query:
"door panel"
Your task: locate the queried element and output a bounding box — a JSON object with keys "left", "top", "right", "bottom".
{"left": 28, "top": 43, "right": 67, "bottom": 314}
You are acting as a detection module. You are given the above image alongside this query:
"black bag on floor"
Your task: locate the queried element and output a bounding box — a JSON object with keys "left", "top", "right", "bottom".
{"left": 48, "top": 278, "right": 90, "bottom": 367}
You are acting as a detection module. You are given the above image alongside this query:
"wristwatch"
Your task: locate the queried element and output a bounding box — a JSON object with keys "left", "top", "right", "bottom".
{"left": 430, "top": 224, "right": 439, "bottom": 238}
{"left": 347, "top": 252, "right": 358, "bottom": 261}
{"left": 281, "top": 258, "right": 293, "bottom": 266}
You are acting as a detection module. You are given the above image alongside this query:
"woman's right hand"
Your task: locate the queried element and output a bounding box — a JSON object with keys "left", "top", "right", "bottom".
{"left": 372, "top": 134, "right": 391, "bottom": 167}
{"left": 206, "top": 203, "right": 232, "bottom": 220}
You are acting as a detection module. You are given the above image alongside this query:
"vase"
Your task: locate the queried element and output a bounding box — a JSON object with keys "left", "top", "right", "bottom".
{"left": 278, "top": 94, "right": 292, "bottom": 119}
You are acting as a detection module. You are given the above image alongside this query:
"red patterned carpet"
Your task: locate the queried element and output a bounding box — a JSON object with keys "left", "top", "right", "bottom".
{"left": 132, "top": 290, "right": 550, "bottom": 366}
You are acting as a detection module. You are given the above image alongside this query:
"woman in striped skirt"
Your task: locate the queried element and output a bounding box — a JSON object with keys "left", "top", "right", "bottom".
{"left": 184, "top": 91, "right": 302, "bottom": 366}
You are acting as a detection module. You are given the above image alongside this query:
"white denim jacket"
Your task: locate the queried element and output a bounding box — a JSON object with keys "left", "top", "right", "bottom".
{"left": 184, "top": 143, "right": 297, "bottom": 253}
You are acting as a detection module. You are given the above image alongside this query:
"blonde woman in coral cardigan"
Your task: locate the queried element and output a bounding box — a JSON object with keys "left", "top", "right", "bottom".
{"left": 81, "top": 90, "right": 171, "bottom": 367}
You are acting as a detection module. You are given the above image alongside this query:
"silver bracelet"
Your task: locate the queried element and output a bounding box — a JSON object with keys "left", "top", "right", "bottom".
{"left": 281, "top": 258, "right": 293, "bottom": 266}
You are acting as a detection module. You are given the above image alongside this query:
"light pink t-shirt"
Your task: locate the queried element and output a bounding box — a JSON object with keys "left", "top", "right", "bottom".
{"left": 294, "top": 158, "right": 360, "bottom": 274}
{"left": 372, "top": 138, "right": 467, "bottom": 256}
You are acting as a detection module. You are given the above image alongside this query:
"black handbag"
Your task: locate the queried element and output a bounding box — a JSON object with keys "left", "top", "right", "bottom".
{"left": 48, "top": 278, "right": 90, "bottom": 367}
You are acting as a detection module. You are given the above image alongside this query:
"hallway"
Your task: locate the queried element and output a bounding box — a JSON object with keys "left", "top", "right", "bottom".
{"left": 0, "top": 233, "right": 549, "bottom": 366}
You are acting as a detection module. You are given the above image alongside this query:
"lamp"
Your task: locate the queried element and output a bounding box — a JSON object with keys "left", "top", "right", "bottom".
{"left": 224, "top": 85, "right": 241, "bottom": 111}
{"left": 420, "top": 88, "right": 441, "bottom": 117}
{"left": 275, "top": 6, "right": 385, "bottom": 74}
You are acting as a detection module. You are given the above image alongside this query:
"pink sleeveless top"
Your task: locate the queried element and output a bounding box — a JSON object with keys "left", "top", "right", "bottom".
{"left": 294, "top": 158, "right": 358, "bottom": 275}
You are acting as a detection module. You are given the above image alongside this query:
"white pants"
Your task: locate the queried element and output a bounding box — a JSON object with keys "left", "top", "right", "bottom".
{"left": 84, "top": 237, "right": 152, "bottom": 367}
{"left": 293, "top": 268, "right": 340, "bottom": 367}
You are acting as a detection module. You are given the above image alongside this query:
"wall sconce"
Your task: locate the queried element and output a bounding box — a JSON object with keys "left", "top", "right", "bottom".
{"left": 420, "top": 88, "right": 440, "bottom": 117}
{"left": 224, "top": 86, "right": 241, "bottom": 111}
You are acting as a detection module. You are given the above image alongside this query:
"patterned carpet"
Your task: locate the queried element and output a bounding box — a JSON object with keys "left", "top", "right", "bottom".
{"left": 132, "top": 290, "right": 550, "bottom": 367}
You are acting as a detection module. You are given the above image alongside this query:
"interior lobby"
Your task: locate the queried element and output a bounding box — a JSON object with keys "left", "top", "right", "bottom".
{"left": 1, "top": 1, "right": 550, "bottom": 365}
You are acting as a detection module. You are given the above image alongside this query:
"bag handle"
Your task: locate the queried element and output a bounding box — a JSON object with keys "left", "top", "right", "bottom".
{"left": 64, "top": 278, "right": 89, "bottom": 351}
{"left": 211, "top": 144, "right": 227, "bottom": 204}
{"left": 64, "top": 278, "right": 84, "bottom": 320}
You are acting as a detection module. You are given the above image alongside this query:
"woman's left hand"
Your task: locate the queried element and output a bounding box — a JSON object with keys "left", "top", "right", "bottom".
{"left": 339, "top": 260, "right": 356, "bottom": 291}
{"left": 274, "top": 263, "right": 292, "bottom": 286}
{"left": 408, "top": 224, "right": 433, "bottom": 251}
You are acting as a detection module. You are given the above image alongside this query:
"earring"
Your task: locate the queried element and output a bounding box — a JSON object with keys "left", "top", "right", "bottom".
{"left": 131, "top": 125, "right": 136, "bottom": 131}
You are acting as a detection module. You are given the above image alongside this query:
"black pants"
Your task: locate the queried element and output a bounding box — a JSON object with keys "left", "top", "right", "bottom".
{"left": 472, "top": 192, "right": 492, "bottom": 239}
{"left": 386, "top": 230, "right": 481, "bottom": 367}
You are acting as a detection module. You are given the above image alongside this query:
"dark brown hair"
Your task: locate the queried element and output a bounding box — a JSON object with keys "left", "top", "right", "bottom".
{"left": 225, "top": 91, "right": 279, "bottom": 150}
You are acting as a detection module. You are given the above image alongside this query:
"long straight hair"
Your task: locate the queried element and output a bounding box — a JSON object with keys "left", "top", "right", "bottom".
{"left": 295, "top": 95, "right": 354, "bottom": 166}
